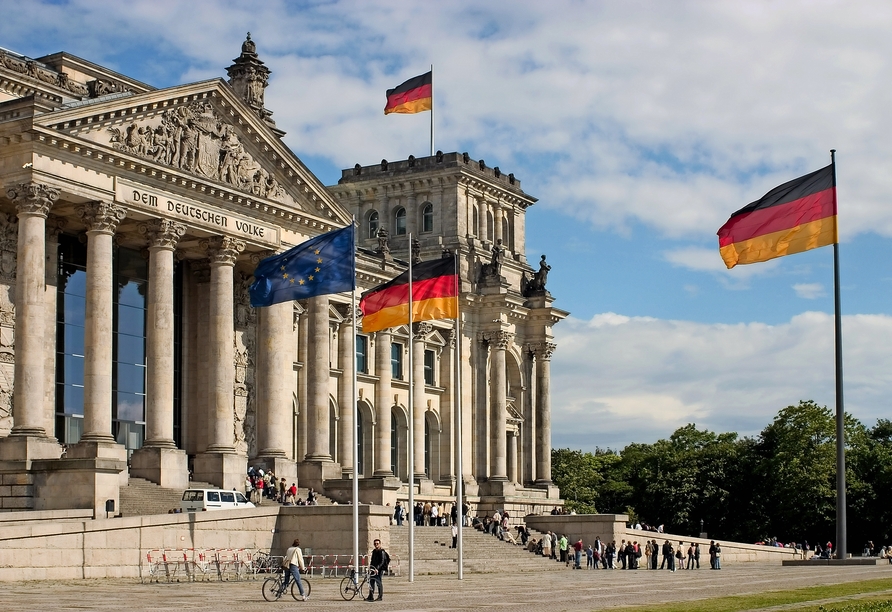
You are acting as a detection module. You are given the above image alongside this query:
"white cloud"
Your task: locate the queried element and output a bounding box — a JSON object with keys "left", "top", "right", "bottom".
{"left": 551, "top": 311, "right": 892, "bottom": 450}
{"left": 793, "top": 283, "right": 826, "bottom": 299}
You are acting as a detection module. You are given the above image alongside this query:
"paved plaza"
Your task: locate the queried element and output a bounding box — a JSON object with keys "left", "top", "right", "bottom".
{"left": 6, "top": 563, "right": 892, "bottom": 611}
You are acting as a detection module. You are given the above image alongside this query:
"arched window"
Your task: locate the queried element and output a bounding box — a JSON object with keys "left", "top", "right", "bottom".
{"left": 502, "top": 218, "right": 509, "bottom": 246}
{"left": 368, "top": 211, "right": 379, "bottom": 239}
{"left": 422, "top": 202, "right": 434, "bottom": 233}
{"left": 395, "top": 207, "right": 407, "bottom": 235}
{"left": 472, "top": 206, "right": 479, "bottom": 237}
{"left": 486, "top": 211, "right": 494, "bottom": 241}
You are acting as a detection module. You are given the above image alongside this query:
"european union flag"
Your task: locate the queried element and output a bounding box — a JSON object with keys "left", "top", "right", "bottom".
{"left": 249, "top": 225, "right": 355, "bottom": 307}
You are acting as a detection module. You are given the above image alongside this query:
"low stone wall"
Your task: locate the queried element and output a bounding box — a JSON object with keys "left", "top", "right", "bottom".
{"left": 0, "top": 504, "right": 390, "bottom": 581}
{"left": 523, "top": 514, "right": 798, "bottom": 565}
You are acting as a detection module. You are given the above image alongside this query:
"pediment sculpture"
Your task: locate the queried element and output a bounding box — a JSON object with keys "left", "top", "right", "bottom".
{"left": 107, "top": 100, "right": 292, "bottom": 205}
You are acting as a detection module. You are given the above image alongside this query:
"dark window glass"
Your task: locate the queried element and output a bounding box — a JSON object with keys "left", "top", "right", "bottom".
{"left": 63, "top": 294, "right": 86, "bottom": 323}
{"left": 116, "top": 391, "right": 144, "bottom": 422}
{"left": 395, "top": 207, "right": 407, "bottom": 235}
{"left": 424, "top": 349, "right": 435, "bottom": 386}
{"left": 391, "top": 342, "right": 403, "bottom": 379}
{"left": 115, "top": 363, "right": 146, "bottom": 394}
{"left": 368, "top": 211, "right": 379, "bottom": 239}
{"left": 422, "top": 203, "right": 433, "bottom": 233}
{"left": 208, "top": 491, "right": 220, "bottom": 502}
{"left": 118, "top": 281, "right": 147, "bottom": 308}
{"left": 60, "top": 355, "right": 84, "bottom": 385}
{"left": 356, "top": 336, "right": 368, "bottom": 373}
{"left": 61, "top": 324, "right": 85, "bottom": 356}
{"left": 117, "top": 334, "right": 145, "bottom": 366}
{"left": 117, "top": 305, "right": 145, "bottom": 337}
{"left": 220, "top": 491, "right": 235, "bottom": 503}
{"left": 57, "top": 384, "right": 84, "bottom": 416}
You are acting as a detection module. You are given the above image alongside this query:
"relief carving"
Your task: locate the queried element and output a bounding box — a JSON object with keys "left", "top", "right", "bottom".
{"left": 0, "top": 213, "right": 18, "bottom": 283}
{"left": 108, "top": 101, "right": 290, "bottom": 204}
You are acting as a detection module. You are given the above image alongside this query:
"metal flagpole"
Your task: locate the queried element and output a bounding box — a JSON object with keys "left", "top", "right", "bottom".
{"left": 831, "top": 149, "right": 847, "bottom": 558}
{"left": 453, "top": 250, "right": 464, "bottom": 579}
{"left": 351, "top": 218, "right": 360, "bottom": 577}
{"left": 407, "top": 234, "right": 415, "bottom": 582}
{"left": 430, "top": 64, "right": 434, "bottom": 157}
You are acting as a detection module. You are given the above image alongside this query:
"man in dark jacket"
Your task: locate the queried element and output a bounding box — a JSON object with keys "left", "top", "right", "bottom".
{"left": 367, "top": 539, "right": 390, "bottom": 601}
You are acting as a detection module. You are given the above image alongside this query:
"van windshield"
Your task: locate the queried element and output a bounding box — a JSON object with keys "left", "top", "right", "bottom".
{"left": 182, "top": 490, "right": 204, "bottom": 502}
{"left": 236, "top": 492, "right": 248, "bottom": 504}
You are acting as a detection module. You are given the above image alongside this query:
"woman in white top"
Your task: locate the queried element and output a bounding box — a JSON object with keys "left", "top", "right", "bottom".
{"left": 282, "top": 538, "right": 308, "bottom": 601}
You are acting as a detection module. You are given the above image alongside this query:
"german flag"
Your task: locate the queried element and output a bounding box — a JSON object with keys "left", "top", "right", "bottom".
{"left": 718, "top": 164, "right": 837, "bottom": 269}
{"left": 360, "top": 257, "right": 458, "bottom": 333}
{"left": 384, "top": 71, "right": 432, "bottom": 115}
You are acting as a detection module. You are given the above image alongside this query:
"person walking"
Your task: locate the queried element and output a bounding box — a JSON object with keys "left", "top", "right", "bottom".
{"left": 282, "top": 538, "right": 308, "bottom": 601}
{"left": 393, "top": 501, "right": 404, "bottom": 526}
{"left": 367, "top": 538, "right": 390, "bottom": 601}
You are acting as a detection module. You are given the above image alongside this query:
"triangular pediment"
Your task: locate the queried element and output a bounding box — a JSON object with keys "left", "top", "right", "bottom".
{"left": 31, "top": 78, "right": 351, "bottom": 225}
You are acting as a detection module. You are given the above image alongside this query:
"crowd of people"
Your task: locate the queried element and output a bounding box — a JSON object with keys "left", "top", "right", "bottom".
{"left": 521, "top": 535, "right": 725, "bottom": 570}
{"left": 244, "top": 467, "right": 318, "bottom": 506}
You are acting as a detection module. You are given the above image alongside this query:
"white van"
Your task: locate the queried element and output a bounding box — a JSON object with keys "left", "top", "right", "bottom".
{"left": 181, "top": 489, "right": 256, "bottom": 512}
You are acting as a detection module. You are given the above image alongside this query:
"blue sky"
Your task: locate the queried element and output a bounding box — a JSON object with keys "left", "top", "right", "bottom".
{"left": 4, "top": 0, "right": 892, "bottom": 451}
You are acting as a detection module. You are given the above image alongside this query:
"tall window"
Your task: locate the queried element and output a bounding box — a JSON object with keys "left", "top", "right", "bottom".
{"left": 368, "top": 211, "right": 379, "bottom": 239}
{"left": 422, "top": 202, "right": 434, "bottom": 233}
{"left": 391, "top": 418, "right": 399, "bottom": 476}
{"left": 391, "top": 342, "right": 403, "bottom": 379}
{"left": 486, "top": 211, "right": 494, "bottom": 241}
{"left": 395, "top": 207, "right": 407, "bottom": 235}
{"left": 424, "top": 419, "right": 431, "bottom": 476}
{"left": 55, "top": 234, "right": 87, "bottom": 445}
{"left": 424, "top": 349, "right": 436, "bottom": 385}
{"left": 356, "top": 335, "right": 368, "bottom": 373}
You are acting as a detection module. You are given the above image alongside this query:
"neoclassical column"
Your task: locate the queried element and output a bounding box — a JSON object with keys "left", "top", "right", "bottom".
{"left": 337, "top": 310, "right": 355, "bottom": 475}
{"left": 412, "top": 322, "right": 431, "bottom": 479}
{"left": 507, "top": 430, "right": 518, "bottom": 484}
{"left": 486, "top": 330, "right": 513, "bottom": 481}
{"left": 204, "top": 236, "right": 244, "bottom": 453}
{"left": 256, "top": 300, "right": 293, "bottom": 458}
{"left": 533, "top": 342, "right": 556, "bottom": 484}
{"left": 296, "top": 306, "right": 309, "bottom": 460}
{"left": 7, "top": 183, "right": 57, "bottom": 440}
{"left": 373, "top": 329, "right": 393, "bottom": 476}
{"left": 476, "top": 196, "right": 487, "bottom": 239}
{"left": 141, "top": 219, "right": 185, "bottom": 448}
{"left": 493, "top": 203, "right": 504, "bottom": 244}
{"left": 305, "top": 294, "right": 331, "bottom": 461}
{"left": 77, "top": 201, "right": 127, "bottom": 446}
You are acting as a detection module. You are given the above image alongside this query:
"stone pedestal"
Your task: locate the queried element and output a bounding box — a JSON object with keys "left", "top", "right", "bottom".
{"left": 193, "top": 452, "right": 246, "bottom": 491}
{"left": 31, "top": 456, "right": 126, "bottom": 518}
{"left": 252, "top": 456, "right": 298, "bottom": 486}
{"left": 298, "top": 459, "right": 342, "bottom": 493}
{"left": 129, "top": 446, "right": 189, "bottom": 490}
{"left": 483, "top": 479, "right": 517, "bottom": 497}
{"left": 66, "top": 440, "right": 129, "bottom": 487}
{"left": 0, "top": 435, "right": 61, "bottom": 462}
{"left": 323, "top": 475, "right": 403, "bottom": 506}
{"left": 415, "top": 476, "right": 436, "bottom": 495}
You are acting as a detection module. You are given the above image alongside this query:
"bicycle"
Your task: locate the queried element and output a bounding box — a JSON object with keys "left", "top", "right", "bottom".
{"left": 339, "top": 566, "right": 377, "bottom": 601}
{"left": 261, "top": 567, "right": 312, "bottom": 602}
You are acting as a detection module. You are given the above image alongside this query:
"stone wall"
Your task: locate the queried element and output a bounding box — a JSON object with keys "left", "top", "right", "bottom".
{"left": 0, "top": 504, "right": 390, "bottom": 581}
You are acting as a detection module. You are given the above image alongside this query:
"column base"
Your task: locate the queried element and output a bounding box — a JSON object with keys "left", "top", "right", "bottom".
{"left": 30, "top": 456, "right": 126, "bottom": 518}
{"left": 130, "top": 445, "right": 189, "bottom": 489}
{"left": 193, "top": 452, "right": 246, "bottom": 490}
{"left": 66, "top": 440, "right": 129, "bottom": 487}
{"left": 323, "top": 475, "right": 403, "bottom": 506}
{"left": 251, "top": 455, "right": 297, "bottom": 487}
{"left": 483, "top": 479, "right": 517, "bottom": 497}
{"left": 0, "top": 435, "right": 62, "bottom": 462}
{"left": 298, "top": 459, "right": 342, "bottom": 493}
{"left": 533, "top": 480, "right": 561, "bottom": 498}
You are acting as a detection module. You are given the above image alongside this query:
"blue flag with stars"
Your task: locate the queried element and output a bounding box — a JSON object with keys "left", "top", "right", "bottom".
{"left": 249, "top": 224, "right": 355, "bottom": 307}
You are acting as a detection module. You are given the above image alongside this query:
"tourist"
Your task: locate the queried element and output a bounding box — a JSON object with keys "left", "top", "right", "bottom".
{"left": 714, "top": 542, "right": 722, "bottom": 569}
{"left": 694, "top": 543, "right": 701, "bottom": 568}
{"left": 393, "top": 501, "right": 404, "bottom": 526}
{"left": 574, "top": 538, "right": 584, "bottom": 569}
{"left": 282, "top": 538, "right": 308, "bottom": 601}
{"left": 586, "top": 545, "right": 594, "bottom": 569}
{"left": 366, "top": 539, "right": 390, "bottom": 602}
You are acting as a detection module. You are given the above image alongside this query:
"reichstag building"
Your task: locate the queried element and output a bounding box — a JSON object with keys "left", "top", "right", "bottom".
{"left": 0, "top": 35, "right": 566, "bottom": 516}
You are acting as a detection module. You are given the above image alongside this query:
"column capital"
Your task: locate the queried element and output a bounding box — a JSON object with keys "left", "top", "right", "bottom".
{"left": 250, "top": 249, "right": 276, "bottom": 266}
{"left": 192, "top": 259, "right": 211, "bottom": 283}
{"left": 483, "top": 330, "right": 514, "bottom": 350}
{"left": 45, "top": 215, "right": 66, "bottom": 240}
{"left": 77, "top": 201, "right": 126, "bottom": 234}
{"left": 9, "top": 182, "right": 59, "bottom": 217}
{"left": 412, "top": 321, "right": 433, "bottom": 339}
{"left": 528, "top": 341, "right": 557, "bottom": 361}
{"left": 139, "top": 218, "right": 186, "bottom": 250}
{"left": 202, "top": 236, "right": 245, "bottom": 265}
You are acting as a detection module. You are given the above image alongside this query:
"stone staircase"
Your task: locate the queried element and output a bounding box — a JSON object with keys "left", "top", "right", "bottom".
{"left": 388, "top": 525, "right": 570, "bottom": 575}
{"left": 119, "top": 478, "right": 336, "bottom": 517}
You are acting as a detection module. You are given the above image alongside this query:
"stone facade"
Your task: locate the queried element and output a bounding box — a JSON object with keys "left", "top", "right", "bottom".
{"left": 0, "top": 36, "right": 566, "bottom": 517}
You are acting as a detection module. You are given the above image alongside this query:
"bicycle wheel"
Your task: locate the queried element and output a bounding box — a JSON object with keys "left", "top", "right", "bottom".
{"left": 290, "top": 577, "right": 311, "bottom": 600}
{"left": 262, "top": 577, "right": 282, "bottom": 602}
{"left": 359, "top": 575, "right": 374, "bottom": 601}
{"left": 339, "top": 575, "right": 358, "bottom": 600}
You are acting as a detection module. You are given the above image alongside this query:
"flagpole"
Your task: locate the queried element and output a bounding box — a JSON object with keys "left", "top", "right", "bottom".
{"left": 351, "top": 219, "right": 360, "bottom": 576}
{"left": 831, "top": 149, "right": 847, "bottom": 558}
{"left": 453, "top": 250, "right": 464, "bottom": 580}
{"left": 407, "top": 234, "right": 415, "bottom": 582}
{"left": 430, "top": 64, "right": 435, "bottom": 157}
